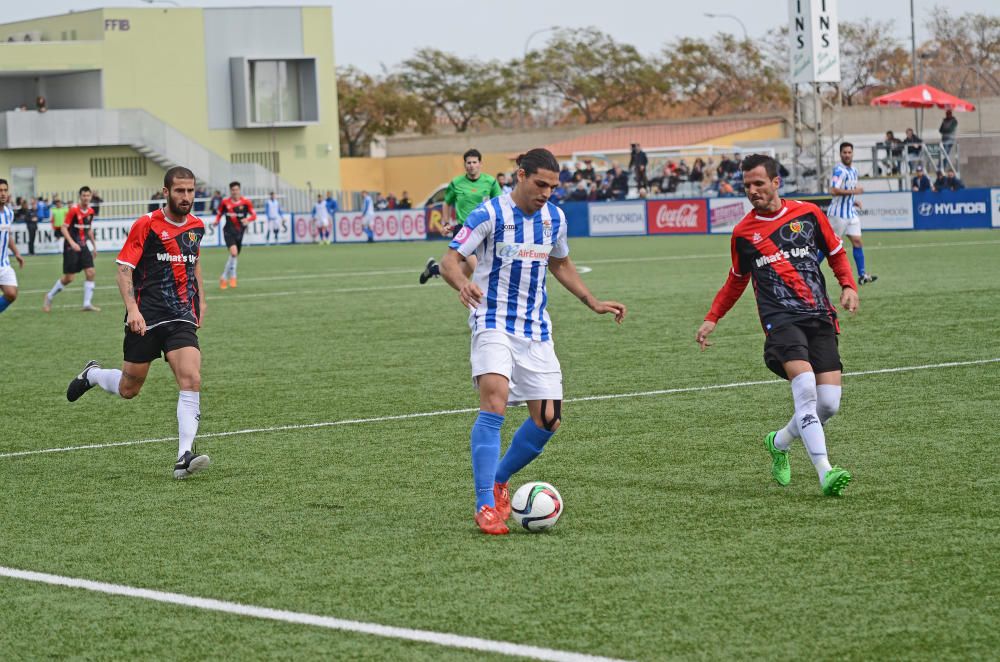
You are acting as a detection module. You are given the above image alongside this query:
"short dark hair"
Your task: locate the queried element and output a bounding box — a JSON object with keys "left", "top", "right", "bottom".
{"left": 515, "top": 148, "right": 560, "bottom": 177}
{"left": 79, "top": 186, "right": 91, "bottom": 195}
{"left": 229, "top": 181, "right": 241, "bottom": 189}
{"left": 839, "top": 141, "right": 854, "bottom": 151}
{"left": 164, "top": 166, "right": 197, "bottom": 189}
{"left": 0, "top": 179, "right": 7, "bottom": 187}
{"left": 739, "top": 154, "right": 779, "bottom": 179}
{"left": 462, "top": 149, "right": 482, "bottom": 162}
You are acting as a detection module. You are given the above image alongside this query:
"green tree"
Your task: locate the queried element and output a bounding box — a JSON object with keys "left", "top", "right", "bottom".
{"left": 336, "top": 66, "right": 431, "bottom": 157}
{"left": 664, "top": 33, "right": 789, "bottom": 115}
{"left": 398, "top": 49, "right": 513, "bottom": 132}
{"left": 838, "top": 19, "right": 912, "bottom": 105}
{"left": 922, "top": 9, "right": 1000, "bottom": 97}
{"left": 526, "top": 27, "right": 665, "bottom": 124}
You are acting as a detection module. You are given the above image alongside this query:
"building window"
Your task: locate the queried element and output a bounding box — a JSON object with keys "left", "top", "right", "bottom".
{"left": 230, "top": 56, "right": 318, "bottom": 128}
{"left": 231, "top": 151, "right": 280, "bottom": 173}
{"left": 90, "top": 157, "right": 147, "bottom": 178}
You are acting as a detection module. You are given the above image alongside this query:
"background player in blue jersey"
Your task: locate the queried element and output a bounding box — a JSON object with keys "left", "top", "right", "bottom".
{"left": 0, "top": 179, "right": 25, "bottom": 315}
{"left": 828, "top": 142, "right": 877, "bottom": 285}
{"left": 439, "top": 148, "right": 627, "bottom": 535}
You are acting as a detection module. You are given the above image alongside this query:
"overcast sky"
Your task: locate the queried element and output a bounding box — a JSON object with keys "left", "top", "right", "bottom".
{"left": 7, "top": 1, "right": 997, "bottom": 72}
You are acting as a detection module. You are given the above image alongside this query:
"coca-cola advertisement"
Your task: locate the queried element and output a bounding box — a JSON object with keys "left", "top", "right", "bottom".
{"left": 646, "top": 199, "right": 708, "bottom": 234}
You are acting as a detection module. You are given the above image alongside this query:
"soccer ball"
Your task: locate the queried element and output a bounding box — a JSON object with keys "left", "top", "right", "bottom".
{"left": 511, "top": 482, "right": 563, "bottom": 532}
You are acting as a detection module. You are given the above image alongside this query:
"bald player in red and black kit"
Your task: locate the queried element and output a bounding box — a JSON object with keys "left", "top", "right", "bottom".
{"left": 212, "top": 180, "right": 256, "bottom": 289}
{"left": 696, "top": 154, "right": 859, "bottom": 497}
{"left": 66, "top": 166, "right": 211, "bottom": 480}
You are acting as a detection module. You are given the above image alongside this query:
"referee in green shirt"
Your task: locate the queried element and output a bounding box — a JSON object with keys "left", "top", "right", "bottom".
{"left": 420, "top": 148, "right": 501, "bottom": 284}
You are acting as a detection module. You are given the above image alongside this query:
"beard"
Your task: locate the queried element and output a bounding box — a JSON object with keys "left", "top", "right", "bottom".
{"left": 167, "top": 198, "right": 192, "bottom": 217}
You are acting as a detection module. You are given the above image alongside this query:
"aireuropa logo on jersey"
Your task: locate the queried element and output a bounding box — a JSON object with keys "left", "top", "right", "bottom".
{"left": 496, "top": 242, "right": 553, "bottom": 261}
{"left": 917, "top": 201, "right": 987, "bottom": 216}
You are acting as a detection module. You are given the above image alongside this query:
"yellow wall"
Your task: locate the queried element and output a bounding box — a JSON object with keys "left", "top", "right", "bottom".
{"left": 695, "top": 123, "right": 786, "bottom": 147}
{"left": 341, "top": 152, "right": 515, "bottom": 203}
{"left": 0, "top": 9, "right": 103, "bottom": 42}
{"left": 0, "top": 146, "right": 165, "bottom": 196}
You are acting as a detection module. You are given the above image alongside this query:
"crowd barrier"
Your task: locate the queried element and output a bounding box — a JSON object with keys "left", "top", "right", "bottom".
{"left": 9, "top": 189, "right": 997, "bottom": 255}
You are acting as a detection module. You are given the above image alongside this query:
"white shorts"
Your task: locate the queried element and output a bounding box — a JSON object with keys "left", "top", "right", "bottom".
{"left": 0, "top": 265, "right": 17, "bottom": 287}
{"left": 267, "top": 217, "right": 282, "bottom": 230}
{"left": 829, "top": 215, "right": 861, "bottom": 237}
{"left": 471, "top": 330, "right": 563, "bottom": 404}
{"left": 316, "top": 217, "right": 330, "bottom": 229}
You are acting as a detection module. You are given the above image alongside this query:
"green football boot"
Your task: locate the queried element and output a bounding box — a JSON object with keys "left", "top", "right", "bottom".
{"left": 764, "top": 431, "right": 791, "bottom": 486}
{"left": 821, "top": 467, "right": 852, "bottom": 496}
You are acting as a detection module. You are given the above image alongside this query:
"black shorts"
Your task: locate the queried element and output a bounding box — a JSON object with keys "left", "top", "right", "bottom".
{"left": 63, "top": 245, "right": 95, "bottom": 274}
{"left": 763, "top": 318, "right": 842, "bottom": 380}
{"left": 224, "top": 225, "right": 246, "bottom": 252}
{"left": 124, "top": 322, "right": 200, "bottom": 364}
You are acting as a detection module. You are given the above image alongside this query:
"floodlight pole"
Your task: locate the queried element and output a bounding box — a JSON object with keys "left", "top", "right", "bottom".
{"left": 520, "top": 26, "right": 557, "bottom": 129}
{"left": 704, "top": 13, "right": 749, "bottom": 41}
{"left": 910, "top": 0, "right": 918, "bottom": 133}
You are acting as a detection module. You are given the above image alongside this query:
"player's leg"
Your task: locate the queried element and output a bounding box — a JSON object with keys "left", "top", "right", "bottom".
{"left": 44, "top": 257, "right": 76, "bottom": 310}
{"left": 810, "top": 325, "right": 851, "bottom": 495}
{"left": 166, "top": 339, "right": 209, "bottom": 479}
{"left": 67, "top": 358, "right": 150, "bottom": 402}
{"left": 81, "top": 261, "right": 100, "bottom": 311}
{"left": 229, "top": 236, "right": 242, "bottom": 287}
{"left": 0, "top": 267, "right": 18, "bottom": 314}
{"left": 469, "top": 331, "right": 514, "bottom": 534}
{"left": 846, "top": 222, "right": 876, "bottom": 284}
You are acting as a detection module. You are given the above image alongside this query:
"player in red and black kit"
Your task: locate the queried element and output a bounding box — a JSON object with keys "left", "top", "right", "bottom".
{"left": 66, "top": 166, "right": 211, "bottom": 480}
{"left": 212, "top": 180, "right": 256, "bottom": 289}
{"left": 696, "top": 154, "right": 859, "bottom": 497}
{"left": 43, "top": 186, "right": 101, "bottom": 312}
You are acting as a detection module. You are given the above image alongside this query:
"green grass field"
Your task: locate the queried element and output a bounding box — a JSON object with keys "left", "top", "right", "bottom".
{"left": 1, "top": 229, "right": 998, "bottom": 660}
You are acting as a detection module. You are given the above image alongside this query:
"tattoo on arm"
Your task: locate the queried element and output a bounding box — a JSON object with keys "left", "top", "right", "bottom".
{"left": 117, "top": 265, "right": 137, "bottom": 303}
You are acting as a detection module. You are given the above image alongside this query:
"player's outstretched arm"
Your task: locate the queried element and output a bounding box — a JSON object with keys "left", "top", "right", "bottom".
{"left": 548, "top": 255, "right": 626, "bottom": 324}
{"left": 440, "top": 248, "right": 482, "bottom": 309}
{"left": 116, "top": 264, "right": 146, "bottom": 336}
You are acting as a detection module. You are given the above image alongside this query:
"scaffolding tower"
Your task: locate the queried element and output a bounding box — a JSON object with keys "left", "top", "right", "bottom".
{"left": 791, "top": 82, "right": 843, "bottom": 194}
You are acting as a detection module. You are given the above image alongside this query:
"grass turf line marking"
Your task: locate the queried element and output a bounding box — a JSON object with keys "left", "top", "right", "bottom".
{"left": 0, "top": 566, "right": 628, "bottom": 662}
{"left": 21, "top": 238, "right": 999, "bottom": 295}
{"left": 3, "top": 357, "right": 996, "bottom": 461}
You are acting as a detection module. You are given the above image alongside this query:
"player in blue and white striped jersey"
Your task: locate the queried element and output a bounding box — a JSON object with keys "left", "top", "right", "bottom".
{"left": 828, "top": 142, "right": 878, "bottom": 284}
{"left": 440, "top": 148, "right": 627, "bottom": 535}
{"left": 0, "top": 179, "right": 26, "bottom": 315}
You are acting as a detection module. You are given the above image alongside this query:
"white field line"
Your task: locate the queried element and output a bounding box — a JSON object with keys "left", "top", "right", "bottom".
{"left": 0, "top": 566, "right": 628, "bottom": 662}
{"left": 19, "top": 238, "right": 1000, "bottom": 296}
{"left": 3, "top": 357, "right": 996, "bottom": 461}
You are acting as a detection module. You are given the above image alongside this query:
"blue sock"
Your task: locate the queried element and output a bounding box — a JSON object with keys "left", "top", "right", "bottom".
{"left": 495, "top": 418, "right": 555, "bottom": 484}
{"left": 470, "top": 411, "right": 504, "bottom": 509}
{"left": 852, "top": 246, "right": 866, "bottom": 277}
{"left": 0, "top": 297, "right": 10, "bottom": 314}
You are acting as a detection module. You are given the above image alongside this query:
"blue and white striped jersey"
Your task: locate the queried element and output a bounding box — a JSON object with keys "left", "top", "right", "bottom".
{"left": 828, "top": 163, "right": 858, "bottom": 219}
{"left": 449, "top": 194, "right": 569, "bottom": 342}
{"left": 0, "top": 205, "right": 13, "bottom": 268}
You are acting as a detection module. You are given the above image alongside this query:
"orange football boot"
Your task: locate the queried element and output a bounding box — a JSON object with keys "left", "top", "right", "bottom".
{"left": 475, "top": 505, "right": 509, "bottom": 535}
{"left": 219, "top": 277, "right": 228, "bottom": 290}
{"left": 494, "top": 482, "right": 511, "bottom": 520}
{"left": 228, "top": 277, "right": 237, "bottom": 289}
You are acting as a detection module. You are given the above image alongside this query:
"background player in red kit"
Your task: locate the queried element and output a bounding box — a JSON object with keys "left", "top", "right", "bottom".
{"left": 66, "top": 166, "right": 211, "bottom": 479}
{"left": 43, "top": 186, "right": 100, "bottom": 312}
{"left": 212, "top": 180, "right": 256, "bottom": 289}
{"left": 695, "top": 154, "right": 859, "bottom": 496}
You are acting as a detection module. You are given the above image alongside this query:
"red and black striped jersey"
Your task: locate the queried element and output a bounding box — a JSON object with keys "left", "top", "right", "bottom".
{"left": 116, "top": 210, "right": 205, "bottom": 329}
{"left": 706, "top": 199, "right": 857, "bottom": 333}
{"left": 215, "top": 196, "right": 256, "bottom": 231}
{"left": 64, "top": 204, "right": 95, "bottom": 244}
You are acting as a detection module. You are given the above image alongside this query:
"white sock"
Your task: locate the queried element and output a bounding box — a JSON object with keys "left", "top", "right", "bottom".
{"left": 221, "top": 257, "right": 232, "bottom": 280}
{"left": 83, "top": 280, "right": 95, "bottom": 306}
{"left": 773, "top": 418, "right": 798, "bottom": 451}
{"left": 790, "top": 372, "right": 833, "bottom": 481}
{"left": 48, "top": 280, "right": 65, "bottom": 300}
{"left": 817, "top": 384, "right": 842, "bottom": 424}
{"left": 88, "top": 368, "right": 123, "bottom": 397}
{"left": 177, "top": 390, "right": 201, "bottom": 458}
{"left": 230, "top": 257, "right": 238, "bottom": 279}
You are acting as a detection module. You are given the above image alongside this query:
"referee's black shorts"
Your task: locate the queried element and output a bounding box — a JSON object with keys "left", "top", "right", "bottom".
{"left": 63, "top": 245, "right": 95, "bottom": 274}
{"left": 124, "top": 322, "right": 200, "bottom": 364}
{"left": 763, "top": 318, "right": 842, "bottom": 380}
{"left": 223, "top": 225, "right": 246, "bottom": 253}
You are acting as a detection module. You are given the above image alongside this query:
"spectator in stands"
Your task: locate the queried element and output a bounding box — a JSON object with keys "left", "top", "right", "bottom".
{"left": 637, "top": 187, "right": 648, "bottom": 200}
{"left": 595, "top": 180, "right": 613, "bottom": 201}
{"left": 703, "top": 170, "right": 720, "bottom": 195}
{"left": 689, "top": 158, "right": 705, "bottom": 184}
{"left": 325, "top": 190, "right": 338, "bottom": 218}
{"left": 14, "top": 197, "right": 38, "bottom": 255}
{"left": 628, "top": 143, "right": 648, "bottom": 189}
{"left": 147, "top": 190, "right": 163, "bottom": 213}
{"left": 610, "top": 164, "right": 629, "bottom": 200}
{"left": 397, "top": 191, "right": 412, "bottom": 209}
{"left": 194, "top": 185, "right": 207, "bottom": 213}
{"left": 719, "top": 177, "right": 735, "bottom": 197}
{"left": 90, "top": 190, "right": 103, "bottom": 216}
{"left": 497, "top": 172, "right": 512, "bottom": 194}
{"left": 386, "top": 192, "right": 397, "bottom": 209}
{"left": 942, "top": 168, "right": 964, "bottom": 191}
{"left": 578, "top": 159, "right": 596, "bottom": 182}
{"left": 210, "top": 190, "right": 222, "bottom": 216}
{"left": 883, "top": 131, "right": 903, "bottom": 174}
{"left": 911, "top": 164, "right": 931, "bottom": 192}
{"left": 903, "top": 128, "right": 922, "bottom": 172}
{"left": 675, "top": 159, "right": 690, "bottom": 180}
{"left": 36, "top": 196, "right": 50, "bottom": 239}
{"left": 35, "top": 95, "right": 47, "bottom": 113}
{"left": 551, "top": 182, "right": 567, "bottom": 204}
{"left": 939, "top": 109, "right": 958, "bottom": 156}
{"left": 374, "top": 193, "right": 389, "bottom": 211}
{"left": 568, "top": 181, "right": 589, "bottom": 202}
{"left": 559, "top": 163, "right": 573, "bottom": 185}
{"left": 932, "top": 169, "right": 948, "bottom": 192}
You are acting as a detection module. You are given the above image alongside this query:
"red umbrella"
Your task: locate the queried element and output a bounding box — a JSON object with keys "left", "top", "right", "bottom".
{"left": 870, "top": 84, "right": 976, "bottom": 111}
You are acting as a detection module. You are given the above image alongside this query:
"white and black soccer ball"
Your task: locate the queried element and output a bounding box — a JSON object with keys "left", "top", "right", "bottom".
{"left": 511, "top": 481, "right": 563, "bottom": 532}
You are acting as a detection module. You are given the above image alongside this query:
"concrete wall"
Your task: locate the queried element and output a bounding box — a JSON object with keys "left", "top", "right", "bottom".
{"left": 835, "top": 96, "right": 1000, "bottom": 137}
{"left": 0, "top": 145, "right": 163, "bottom": 196}
{"left": 341, "top": 152, "right": 515, "bottom": 204}
{"left": 42, "top": 71, "right": 102, "bottom": 109}
{"left": 957, "top": 136, "right": 1000, "bottom": 188}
